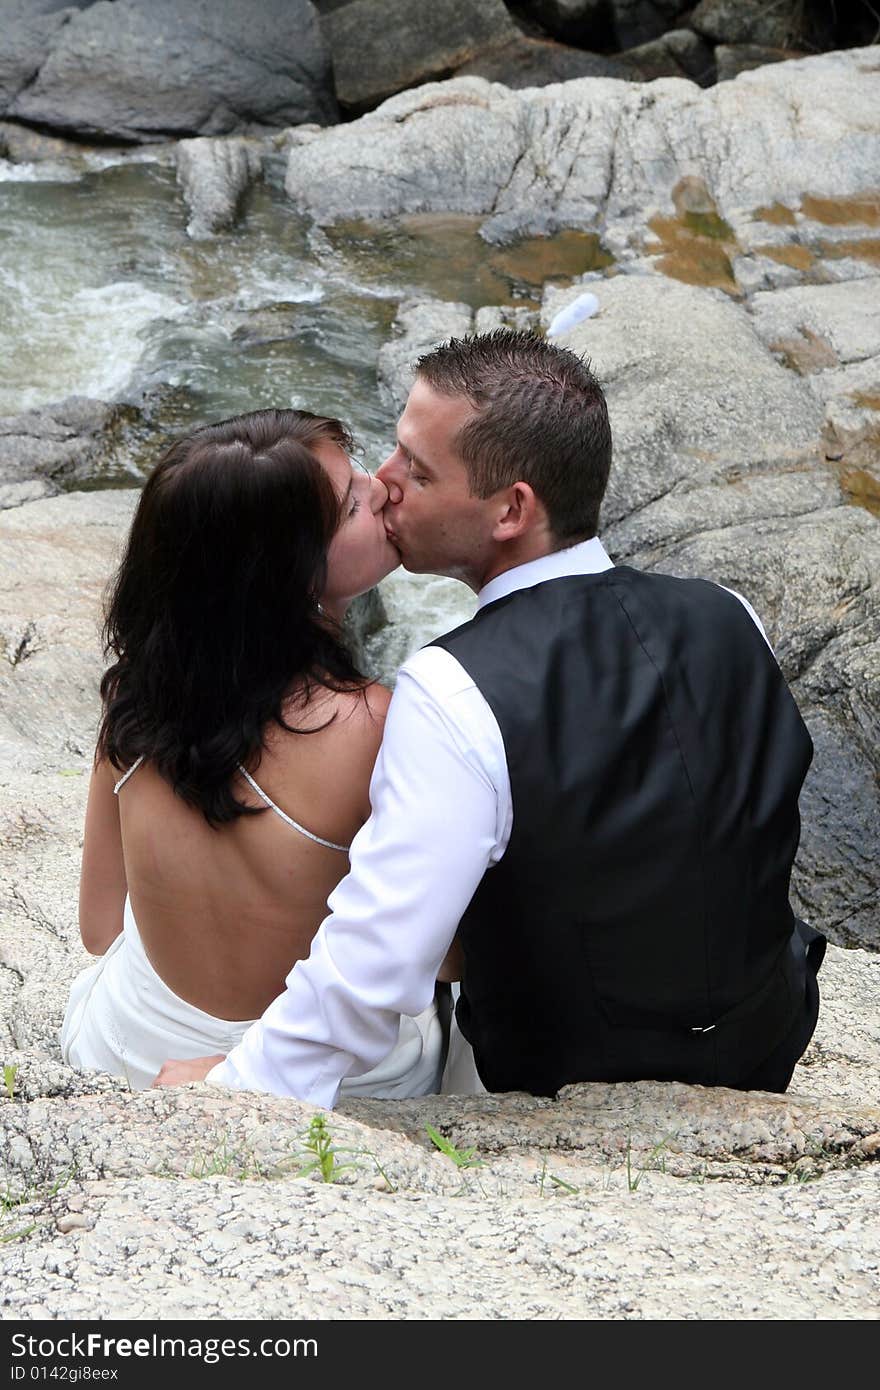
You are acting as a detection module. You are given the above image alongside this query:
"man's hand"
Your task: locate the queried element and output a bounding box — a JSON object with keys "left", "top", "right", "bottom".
{"left": 151, "top": 1055, "right": 224, "bottom": 1087}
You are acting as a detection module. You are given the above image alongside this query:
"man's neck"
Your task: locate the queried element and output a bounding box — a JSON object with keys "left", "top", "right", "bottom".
{"left": 472, "top": 534, "right": 575, "bottom": 593}
{"left": 476, "top": 535, "right": 612, "bottom": 609}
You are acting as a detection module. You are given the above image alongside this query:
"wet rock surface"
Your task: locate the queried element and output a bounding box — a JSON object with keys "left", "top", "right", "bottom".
{"left": 175, "top": 136, "right": 266, "bottom": 240}
{"left": 0, "top": 399, "right": 142, "bottom": 512}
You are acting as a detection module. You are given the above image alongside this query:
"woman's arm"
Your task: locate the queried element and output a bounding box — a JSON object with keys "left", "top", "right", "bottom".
{"left": 78, "top": 757, "right": 128, "bottom": 954}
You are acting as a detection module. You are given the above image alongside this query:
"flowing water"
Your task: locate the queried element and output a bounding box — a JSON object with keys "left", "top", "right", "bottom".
{"left": 1, "top": 151, "right": 606, "bottom": 655}
{"left": 0, "top": 152, "right": 608, "bottom": 472}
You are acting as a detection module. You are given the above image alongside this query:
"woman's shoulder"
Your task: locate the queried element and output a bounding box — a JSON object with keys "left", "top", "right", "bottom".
{"left": 279, "top": 679, "right": 389, "bottom": 743}
{"left": 262, "top": 682, "right": 391, "bottom": 832}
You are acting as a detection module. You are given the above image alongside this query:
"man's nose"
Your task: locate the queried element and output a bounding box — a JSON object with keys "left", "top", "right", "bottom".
{"left": 376, "top": 456, "right": 404, "bottom": 505}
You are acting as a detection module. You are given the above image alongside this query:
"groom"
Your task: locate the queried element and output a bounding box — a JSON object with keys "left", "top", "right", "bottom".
{"left": 155, "top": 330, "right": 824, "bottom": 1101}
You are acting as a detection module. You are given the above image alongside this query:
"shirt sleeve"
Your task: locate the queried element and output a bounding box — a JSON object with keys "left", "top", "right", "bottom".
{"left": 719, "top": 585, "right": 773, "bottom": 651}
{"left": 207, "top": 653, "right": 505, "bottom": 1107}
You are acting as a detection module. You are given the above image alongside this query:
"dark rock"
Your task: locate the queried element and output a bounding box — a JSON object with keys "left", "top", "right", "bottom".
{"left": 621, "top": 27, "right": 714, "bottom": 84}
{"left": 690, "top": 0, "right": 809, "bottom": 48}
{"left": 0, "top": 398, "right": 141, "bottom": 509}
{"left": 0, "top": 0, "right": 90, "bottom": 112}
{"left": 229, "top": 306, "right": 305, "bottom": 347}
{"left": 528, "top": 1, "right": 683, "bottom": 51}
{"left": 454, "top": 34, "right": 637, "bottom": 86}
{"left": 0, "top": 118, "right": 105, "bottom": 162}
{"left": 8, "top": 0, "right": 336, "bottom": 142}
{"left": 715, "top": 44, "right": 806, "bottom": 83}
{"left": 322, "top": 0, "right": 518, "bottom": 112}
{"left": 610, "top": 0, "right": 686, "bottom": 49}
{"left": 520, "top": 1, "right": 612, "bottom": 47}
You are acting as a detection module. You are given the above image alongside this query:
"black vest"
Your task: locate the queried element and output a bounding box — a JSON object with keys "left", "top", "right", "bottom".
{"left": 433, "top": 567, "right": 815, "bottom": 1095}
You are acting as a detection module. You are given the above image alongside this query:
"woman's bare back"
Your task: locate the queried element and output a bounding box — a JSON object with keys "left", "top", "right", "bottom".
{"left": 80, "top": 684, "right": 390, "bottom": 1020}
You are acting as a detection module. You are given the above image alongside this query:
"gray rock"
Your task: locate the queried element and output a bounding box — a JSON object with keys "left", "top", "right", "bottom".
{"left": 809, "top": 356, "right": 880, "bottom": 460}
{"left": 377, "top": 299, "right": 474, "bottom": 415}
{"left": 621, "top": 27, "right": 715, "bottom": 85}
{"left": 750, "top": 282, "right": 880, "bottom": 372}
{"left": 1, "top": 1056, "right": 879, "bottom": 1316}
{"left": 544, "top": 273, "right": 880, "bottom": 946}
{"left": 689, "top": 0, "right": 808, "bottom": 48}
{"left": 0, "top": 0, "right": 90, "bottom": 112}
{"left": 525, "top": 0, "right": 610, "bottom": 46}
{"left": 343, "top": 587, "right": 390, "bottom": 671}
{"left": 0, "top": 118, "right": 96, "bottom": 163}
{"left": 715, "top": 44, "right": 805, "bottom": 83}
{"left": 473, "top": 303, "right": 541, "bottom": 335}
{"left": 0, "top": 479, "right": 56, "bottom": 511}
{"left": 281, "top": 51, "right": 880, "bottom": 249}
{"left": 9, "top": 0, "right": 337, "bottom": 142}
{"left": 228, "top": 305, "right": 306, "bottom": 347}
{"left": 0, "top": 490, "right": 138, "bottom": 757}
{"left": 322, "top": 0, "right": 518, "bottom": 113}
{"left": 610, "top": 0, "right": 685, "bottom": 49}
{"left": 544, "top": 274, "right": 824, "bottom": 517}
{"left": 3, "top": 1166, "right": 880, "bottom": 1318}
{"left": 0, "top": 398, "right": 142, "bottom": 509}
{"left": 454, "top": 34, "right": 637, "bottom": 87}
{"left": 175, "top": 136, "right": 264, "bottom": 240}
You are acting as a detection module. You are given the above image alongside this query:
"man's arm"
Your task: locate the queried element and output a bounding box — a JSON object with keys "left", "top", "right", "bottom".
{"left": 154, "top": 655, "right": 506, "bottom": 1104}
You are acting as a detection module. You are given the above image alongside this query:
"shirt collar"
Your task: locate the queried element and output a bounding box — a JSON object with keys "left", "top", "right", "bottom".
{"left": 477, "top": 536, "right": 614, "bottom": 610}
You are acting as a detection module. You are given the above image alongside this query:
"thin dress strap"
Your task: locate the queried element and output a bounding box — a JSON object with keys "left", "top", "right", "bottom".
{"left": 237, "top": 765, "right": 350, "bottom": 853}
{"left": 113, "top": 755, "right": 144, "bottom": 794}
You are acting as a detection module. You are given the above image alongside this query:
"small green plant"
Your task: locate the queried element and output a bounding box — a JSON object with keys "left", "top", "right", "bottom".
{"left": 425, "top": 1123, "right": 484, "bottom": 1170}
{"left": 359, "top": 1149, "right": 398, "bottom": 1193}
{"left": 294, "top": 1113, "right": 358, "bottom": 1184}
{"left": 188, "top": 1136, "right": 265, "bottom": 1180}
{"left": 537, "top": 1157, "right": 580, "bottom": 1197}
{"left": 625, "top": 1133, "right": 676, "bottom": 1192}
{"left": 2, "top": 1064, "right": 18, "bottom": 1102}
{"left": 425, "top": 1123, "right": 487, "bottom": 1196}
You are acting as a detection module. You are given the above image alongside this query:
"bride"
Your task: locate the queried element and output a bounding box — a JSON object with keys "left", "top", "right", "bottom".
{"left": 60, "top": 407, "right": 446, "bottom": 1093}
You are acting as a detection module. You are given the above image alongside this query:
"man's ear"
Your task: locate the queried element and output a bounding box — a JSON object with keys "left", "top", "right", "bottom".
{"left": 491, "top": 482, "right": 544, "bottom": 541}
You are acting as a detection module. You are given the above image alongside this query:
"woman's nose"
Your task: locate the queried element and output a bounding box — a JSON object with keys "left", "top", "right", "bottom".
{"left": 370, "top": 473, "right": 389, "bottom": 512}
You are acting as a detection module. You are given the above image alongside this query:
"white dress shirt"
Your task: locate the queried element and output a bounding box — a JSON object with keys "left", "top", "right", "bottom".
{"left": 207, "top": 539, "right": 768, "bottom": 1104}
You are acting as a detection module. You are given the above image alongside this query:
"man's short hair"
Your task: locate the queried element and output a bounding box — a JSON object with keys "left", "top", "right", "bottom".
{"left": 415, "top": 329, "right": 612, "bottom": 543}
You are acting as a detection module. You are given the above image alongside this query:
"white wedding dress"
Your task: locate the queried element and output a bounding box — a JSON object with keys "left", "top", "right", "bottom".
{"left": 60, "top": 758, "right": 445, "bottom": 1096}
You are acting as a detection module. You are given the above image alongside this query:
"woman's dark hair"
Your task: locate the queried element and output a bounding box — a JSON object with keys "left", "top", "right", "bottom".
{"left": 97, "top": 408, "right": 366, "bottom": 826}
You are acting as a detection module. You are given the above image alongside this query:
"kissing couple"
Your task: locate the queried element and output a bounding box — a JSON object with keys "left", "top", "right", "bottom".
{"left": 61, "top": 330, "right": 824, "bottom": 1104}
